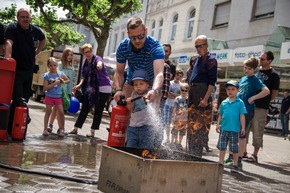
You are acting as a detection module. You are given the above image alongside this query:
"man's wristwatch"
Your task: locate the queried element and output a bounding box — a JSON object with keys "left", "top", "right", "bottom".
{"left": 153, "top": 89, "right": 159, "bottom": 96}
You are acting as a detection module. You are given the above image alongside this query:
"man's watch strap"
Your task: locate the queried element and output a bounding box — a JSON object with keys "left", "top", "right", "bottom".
{"left": 153, "top": 89, "right": 159, "bottom": 96}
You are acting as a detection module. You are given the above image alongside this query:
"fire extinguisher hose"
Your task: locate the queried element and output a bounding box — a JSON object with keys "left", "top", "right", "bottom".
{"left": 0, "top": 162, "right": 98, "bottom": 185}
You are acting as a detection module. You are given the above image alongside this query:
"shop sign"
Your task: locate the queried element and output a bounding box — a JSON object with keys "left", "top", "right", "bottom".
{"left": 233, "top": 45, "right": 265, "bottom": 65}
{"left": 178, "top": 56, "right": 188, "bottom": 64}
{"left": 280, "top": 42, "right": 290, "bottom": 64}
{"left": 211, "top": 49, "right": 232, "bottom": 66}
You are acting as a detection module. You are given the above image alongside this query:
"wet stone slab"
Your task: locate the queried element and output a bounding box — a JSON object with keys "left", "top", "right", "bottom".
{"left": 0, "top": 132, "right": 290, "bottom": 192}
{"left": 0, "top": 136, "right": 105, "bottom": 192}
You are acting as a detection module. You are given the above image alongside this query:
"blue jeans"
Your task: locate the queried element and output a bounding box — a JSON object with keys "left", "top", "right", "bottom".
{"left": 280, "top": 113, "right": 289, "bottom": 136}
{"left": 126, "top": 125, "right": 154, "bottom": 149}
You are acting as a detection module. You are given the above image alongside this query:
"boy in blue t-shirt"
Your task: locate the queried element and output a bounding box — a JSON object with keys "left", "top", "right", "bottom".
{"left": 225, "top": 57, "right": 270, "bottom": 169}
{"left": 216, "top": 80, "right": 247, "bottom": 173}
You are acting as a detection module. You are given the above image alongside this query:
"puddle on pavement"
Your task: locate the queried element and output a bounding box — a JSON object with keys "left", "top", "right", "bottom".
{"left": 0, "top": 135, "right": 107, "bottom": 186}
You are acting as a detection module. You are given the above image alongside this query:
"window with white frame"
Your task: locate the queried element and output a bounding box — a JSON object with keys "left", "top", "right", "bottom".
{"left": 213, "top": 1, "right": 231, "bottom": 28}
{"left": 252, "top": 0, "right": 275, "bottom": 20}
{"left": 187, "top": 9, "right": 195, "bottom": 38}
{"left": 171, "top": 14, "right": 178, "bottom": 41}
{"left": 158, "top": 18, "right": 163, "bottom": 41}
{"left": 151, "top": 20, "right": 155, "bottom": 37}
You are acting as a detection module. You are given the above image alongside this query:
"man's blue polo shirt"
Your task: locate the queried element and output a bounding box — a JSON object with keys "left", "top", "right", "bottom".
{"left": 218, "top": 97, "right": 247, "bottom": 132}
{"left": 116, "top": 36, "right": 164, "bottom": 82}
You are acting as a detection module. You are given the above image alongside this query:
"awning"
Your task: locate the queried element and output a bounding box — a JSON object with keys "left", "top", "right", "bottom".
{"left": 266, "top": 26, "right": 290, "bottom": 64}
{"left": 266, "top": 26, "right": 290, "bottom": 48}
{"left": 207, "top": 38, "right": 229, "bottom": 51}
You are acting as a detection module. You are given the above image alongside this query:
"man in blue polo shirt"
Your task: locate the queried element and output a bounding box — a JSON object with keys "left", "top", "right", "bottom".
{"left": 113, "top": 16, "right": 164, "bottom": 104}
{"left": 5, "top": 8, "right": 46, "bottom": 134}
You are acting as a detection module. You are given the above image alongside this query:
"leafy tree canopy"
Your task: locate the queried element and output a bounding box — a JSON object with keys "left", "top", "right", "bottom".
{"left": 25, "top": 0, "right": 142, "bottom": 57}
{"left": 0, "top": 4, "right": 17, "bottom": 26}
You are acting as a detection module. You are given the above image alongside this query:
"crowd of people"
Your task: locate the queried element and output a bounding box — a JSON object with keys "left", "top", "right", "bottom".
{"left": 1, "top": 8, "right": 287, "bottom": 174}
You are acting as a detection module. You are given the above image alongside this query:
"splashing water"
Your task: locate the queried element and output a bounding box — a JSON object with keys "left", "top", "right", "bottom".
{"left": 145, "top": 102, "right": 162, "bottom": 144}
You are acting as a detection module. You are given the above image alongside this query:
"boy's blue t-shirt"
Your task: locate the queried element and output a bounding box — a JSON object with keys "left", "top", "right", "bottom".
{"left": 238, "top": 75, "right": 265, "bottom": 111}
{"left": 218, "top": 97, "right": 247, "bottom": 132}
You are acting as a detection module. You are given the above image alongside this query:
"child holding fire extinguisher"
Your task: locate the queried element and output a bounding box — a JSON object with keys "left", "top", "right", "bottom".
{"left": 42, "top": 57, "right": 70, "bottom": 137}
{"left": 125, "top": 69, "right": 155, "bottom": 149}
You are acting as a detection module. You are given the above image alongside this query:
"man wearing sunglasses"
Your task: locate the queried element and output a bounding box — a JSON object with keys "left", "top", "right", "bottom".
{"left": 187, "top": 35, "right": 218, "bottom": 157}
{"left": 114, "top": 16, "right": 164, "bottom": 104}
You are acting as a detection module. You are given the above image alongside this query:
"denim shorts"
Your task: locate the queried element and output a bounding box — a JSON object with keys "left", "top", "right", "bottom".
{"left": 217, "top": 130, "right": 239, "bottom": 153}
{"left": 126, "top": 125, "right": 154, "bottom": 149}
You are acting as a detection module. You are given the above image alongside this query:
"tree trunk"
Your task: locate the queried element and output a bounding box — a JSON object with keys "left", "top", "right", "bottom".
{"left": 96, "top": 29, "right": 110, "bottom": 58}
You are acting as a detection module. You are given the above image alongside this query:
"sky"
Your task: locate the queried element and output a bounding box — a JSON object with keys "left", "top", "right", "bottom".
{"left": 1, "top": 0, "right": 67, "bottom": 19}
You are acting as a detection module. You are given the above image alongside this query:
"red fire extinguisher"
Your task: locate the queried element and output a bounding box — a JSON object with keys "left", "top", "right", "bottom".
{"left": 107, "top": 96, "right": 130, "bottom": 147}
{"left": 11, "top": 98, "right": 29, "bottom": 141}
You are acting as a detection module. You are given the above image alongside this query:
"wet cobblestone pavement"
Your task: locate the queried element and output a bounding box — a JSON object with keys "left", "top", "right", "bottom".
{"left": 0, "top": 135, "right": 105, "bottom": 192}
{"left": 0, "top": 100, "right": 289, "bottom": 192}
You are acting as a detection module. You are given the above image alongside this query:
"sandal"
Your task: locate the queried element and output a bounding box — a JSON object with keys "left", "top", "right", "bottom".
{"left": 246, "top": 154, "right": 258, "bottom": 163}
{"left": 86, "top": 130, "right": 95, "bottom": 138}
{"left": 42, "top": 129, "right": 50, "bottom": 136}
{"left": 47, "top": 124, "right": 53, "bottom": 133}
{"left": 57, "top": 129, "right": 65, "bottom": 137}
{"left": 242, "top": 152, "right": 248, "bottom": 159}
{"left": 68, "top": 128, "right": 78, "bottom": 135}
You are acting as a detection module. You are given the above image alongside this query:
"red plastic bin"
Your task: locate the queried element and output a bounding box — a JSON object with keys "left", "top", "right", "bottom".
{"left": 0, "top": 57, "right": 16, "bottom": 141}
{"left": 0, "top": 57, "right": 16, "bottom": 105}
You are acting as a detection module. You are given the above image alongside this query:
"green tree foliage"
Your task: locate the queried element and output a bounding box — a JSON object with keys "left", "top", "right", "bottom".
{"left": 25, "top": 0, "right": 142, "bottom": 57}
{"left": 0, "top": 4, "right": 84, "bottom": 50}
{"left": 32, "top": 13, "right": 84, "bottom": 49}
{"left": 0, "top": 4, "right": 17, "bottom": 26}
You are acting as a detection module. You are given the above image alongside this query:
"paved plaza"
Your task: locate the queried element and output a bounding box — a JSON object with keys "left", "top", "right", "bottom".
{"left": 0, "top": 99, "right": 289, "bottom": 192}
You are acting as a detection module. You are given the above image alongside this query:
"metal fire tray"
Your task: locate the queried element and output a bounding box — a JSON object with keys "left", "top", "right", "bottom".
{"left": 98, "top": 145, "right": 223, "bottom": 193}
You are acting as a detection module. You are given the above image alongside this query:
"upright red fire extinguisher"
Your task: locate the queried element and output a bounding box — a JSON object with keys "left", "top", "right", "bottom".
{"left": 107, "top": 96, "right": 130, "bottom": 147}
{"left": 11, "top": 98, "right": 29, "bottom": 141}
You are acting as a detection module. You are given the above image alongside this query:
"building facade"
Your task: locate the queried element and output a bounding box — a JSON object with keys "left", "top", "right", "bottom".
{"left": 104, "top": 0, "right": 201, "bottom": 73}
{"left": 198, "top": 0, "right": 290, "bottom": 90}
{"left": 145, "top": 0, "right": 201, "bottom": 73}
{"left": 103, "top": 0, "right": 290, "bottom": 90}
